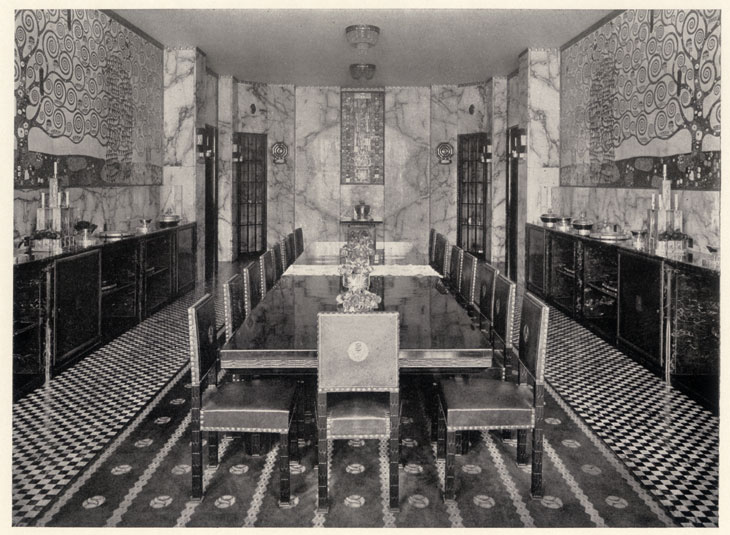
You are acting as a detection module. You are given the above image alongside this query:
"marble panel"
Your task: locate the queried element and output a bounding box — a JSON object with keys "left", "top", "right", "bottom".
{"left": 340, "top": 185, "right": 384, "bottom": 221}
{"left": 516, "top": 54, "right": 529, "bottom": 284}
{"left": 14, "top": 186, "right": 161, "bottom": 237}
{"left": 490, "top": 77, "right": 508, "bottom": 264}
{"left": 162, "top": 167, "right": 197, "bottom": 224}
{"left": 217, "top": 76, "right": 235, "bottom": 262}
{"left": 294, "top": 86, "right": 341, "bottom": 241}
{"left": 527, "top": 49, "right": 560, "bottom": 168}
{"left": 200, "top": 72, "right": 218, "bottom": 128}
{"left": 458, "top": 84, "right": 488, "bottom": 134}
{"left": 507, "top": 73, "right": 520, "bottom": 128}
{"left": 526, "top": 168, "right": 560, "bottom": 225}
{"left": 429, "top": 85, "right": 459, "bottom": 243}
{"left": 237, "top": 82, "right": 268, "bottom": 133}
{"left": 163, "top": 48, "right": 196, "bottom": 167}
{"left": 384, "top": 87, "right": 430, "bottom": 254}
{"left": 266, "top": 84, "right": 296, "bottom": 246}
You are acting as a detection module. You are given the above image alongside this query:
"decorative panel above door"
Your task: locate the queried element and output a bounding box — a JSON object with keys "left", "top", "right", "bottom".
{"left": 341, "top": 89, "right": 384, "bottom": 184}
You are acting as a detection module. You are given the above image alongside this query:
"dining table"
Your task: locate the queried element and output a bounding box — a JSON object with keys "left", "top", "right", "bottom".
{"left": 219, "top": 241, "right": 494, "bottom": 374}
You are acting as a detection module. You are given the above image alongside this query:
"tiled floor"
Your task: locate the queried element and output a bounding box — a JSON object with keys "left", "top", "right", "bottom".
{"left": 11, "top": 266, "right": 719, "bottom": 527}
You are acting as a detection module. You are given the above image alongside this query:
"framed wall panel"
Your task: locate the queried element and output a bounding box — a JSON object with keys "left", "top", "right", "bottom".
{"left": 341, "top": 89, "right": 384, "bottom": 184}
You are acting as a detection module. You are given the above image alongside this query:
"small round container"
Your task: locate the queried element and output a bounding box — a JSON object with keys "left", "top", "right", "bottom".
{"left": 159, "top": 214, "right": 181, "bottom": 228}
{"left": 572, "top": 212, "right": 593, "bottom": 236}
{"left": 540, "top": 211, "right": 560, "bottom": 228}
{"left": 556, "top": 216, "right": 572, "bottom": 232}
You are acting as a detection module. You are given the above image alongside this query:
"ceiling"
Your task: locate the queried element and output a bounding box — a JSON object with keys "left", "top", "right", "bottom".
{"left": 115, "top": 9, "right": 616, "bottom": 87}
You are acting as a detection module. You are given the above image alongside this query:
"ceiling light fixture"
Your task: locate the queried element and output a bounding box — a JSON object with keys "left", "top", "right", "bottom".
{"left": 345, "top": 24, "right": 380, "bottom": 55}
{"left": 349, "top": 63, "right": 376, "bottom": 80}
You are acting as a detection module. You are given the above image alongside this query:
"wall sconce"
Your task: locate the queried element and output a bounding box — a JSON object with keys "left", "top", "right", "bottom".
{"left": 196, "top": 127, "right": 206, "bottom": 160}
{"left": 271, "top": 141, "right": 288, "bottom": 164}
{"left": 436, "top": 142, "right": 454, "bottom": 164}
{"left": 518, "top": 129, "right": 527, "bottom": 159}
{"left": 480, "top": 140, "right": 493, "bottom": 163}
{"left": 232, "top": 141, "right": 240, "bottom": 163}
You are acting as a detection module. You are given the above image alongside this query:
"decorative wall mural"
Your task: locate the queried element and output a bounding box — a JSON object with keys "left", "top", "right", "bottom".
{"left": 561, "top": 9, "right": 720, "bottom": 190}
{"left": 341, "top": 90, "right": 384, "bottom": 184}
{"left": 14, "top": 9, "right": 163, "bottom": 187}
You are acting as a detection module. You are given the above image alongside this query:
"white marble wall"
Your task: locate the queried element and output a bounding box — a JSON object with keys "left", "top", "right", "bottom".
{"left": 429, "top": 85, "right": 459, "bottom": 243}
{"left": 458, "top": 84, "right": 488, "bottom": 134}
{"left": 553, "top": 187, "right": 720, "bottom": 252}
{"left": 295, "top": 86, "right": 341, "bottom": 241}
{"left": 266, "top": 84, "right": 296, "bottom": 247}
{"left": 201, "top": 71, "right": 218, "bottom": 128}
{"left": 507, "top": 73, "right": 520, "bottom": 128}
{"left": 489, "top": 77, "right": 508, "bottom": 265}
{"left": 516, "top": 53, "right": 529, "bottom": 284}
{"left": 384, "top": 87, "right": 431, "bottom": 253}
{"left": 217, "top": 75, "right": 236, "bottom": 262}
{"left": 14, "top": 186, "right": 161, "bottom": 237}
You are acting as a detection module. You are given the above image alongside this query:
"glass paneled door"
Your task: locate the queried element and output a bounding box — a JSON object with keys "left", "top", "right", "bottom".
{"left": 457, "top": 133, "right": 491, "bottom": 261}
{"left": 234, "top": 133, "right": 267, "bottom": 256}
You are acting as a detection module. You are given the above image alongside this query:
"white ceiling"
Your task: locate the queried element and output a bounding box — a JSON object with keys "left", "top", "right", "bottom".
{"left": 115, "top": 9, "right": 615, "bottom": 87}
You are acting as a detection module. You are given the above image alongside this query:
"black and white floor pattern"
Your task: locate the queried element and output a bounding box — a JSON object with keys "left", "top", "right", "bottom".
{"left": 11, "top": 273, "right": 719, "bottom": 527}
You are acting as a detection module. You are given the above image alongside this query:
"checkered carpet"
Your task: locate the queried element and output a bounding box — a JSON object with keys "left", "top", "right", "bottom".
{"left": 11, "top": 272, "right": 719, "bottom": 526}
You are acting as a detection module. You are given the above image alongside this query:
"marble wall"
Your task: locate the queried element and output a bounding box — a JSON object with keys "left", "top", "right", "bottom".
{"left": 217, "top": 76, "right": 236, "bottom": 262}
{"left": 458, "top": 84, "right": 488, "bottom": 134}
{"left": 429, "top": 85, "right": 459, "bottom": 243}
{"left": 384, "top": 87, "right": 430, "bottom": 253}
{"left": 489, "top": 77, "right": 508, "bottom": 264}
{"left": 294, "top": 86, "right": 341, "bottom": 241}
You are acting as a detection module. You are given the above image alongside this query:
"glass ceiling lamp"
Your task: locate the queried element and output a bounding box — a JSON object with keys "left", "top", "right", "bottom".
{"left": 349, "top": 63, "right": 376, "bottom": 80}
{"left": 345, "top": 25, "right": 380, "bottom": 54}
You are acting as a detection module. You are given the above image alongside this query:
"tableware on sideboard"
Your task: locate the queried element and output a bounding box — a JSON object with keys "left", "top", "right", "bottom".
{"left": 158, "top": 213, "right": 181, "bottom": 228}
{"left": 353, "top": 200, "right": 371, "bottom": 220}
{"left": 556, "top": 215, "right": 572, "bottom": 232}
{"left": 540, "top": 209, "right": 559, "bottom": 228}
{"left": 137, "top": 218, "right": 152, "bottom": 234}
{"left": 572, "top": 212, "right": 593, "bottom": 235}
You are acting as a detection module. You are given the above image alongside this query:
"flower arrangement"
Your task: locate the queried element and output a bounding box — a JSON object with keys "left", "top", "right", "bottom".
{"left": 339, "top": 231, "right": 375, "bottom": 291}
{"left": 336, "top": 288, "right": 382, "bottom": 313}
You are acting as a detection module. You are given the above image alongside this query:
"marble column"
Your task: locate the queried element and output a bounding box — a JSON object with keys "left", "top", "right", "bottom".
{"left": 429, "top": 85, "right": 459, "bottom": 244}
{"left": 217, "top": 75, "right": 236, "bottom": 262}
{"left": 516, "top": 52, "right": 529, "bottom": 284}
{"left": 489, "top": 77, "right": 508, "bottom": 265}
{"left": 294, "top": 86, "right": 340, "bottom": 241}
{"left": 266, "top": 84, "right": 296, "bottom": 247}
{"left": 384, "top": 87, "right": 430, "bottom": 254}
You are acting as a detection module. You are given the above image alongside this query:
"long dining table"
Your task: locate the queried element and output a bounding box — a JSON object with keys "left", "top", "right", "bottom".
{"left": 219, "top": 241, "right": 493, "bottom": 374}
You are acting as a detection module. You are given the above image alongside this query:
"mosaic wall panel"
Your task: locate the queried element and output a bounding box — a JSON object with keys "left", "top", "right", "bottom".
{"left": 561, "top": 9, "right": 720, "bottom": 190}
{"left": 14, "top": 9, "right": 163, "bottom": 187}
{"left": 341, "top": 90, "right": 384, "bottom": 184}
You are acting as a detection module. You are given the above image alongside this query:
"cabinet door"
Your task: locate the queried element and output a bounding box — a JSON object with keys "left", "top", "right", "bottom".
{"left": 526, "top": 226, "right": 546, "bottom": 296}
{"left": 617, "top": 251, "right": 663, "bottom": 368}
{"left": 176, "top": 226, "right": 196, "bottom": 294}
{"left": 54, "top": 249, "right": 101, "bottom": 367}
{"left": 144, "top": 234, "right": 173, "bottom": 316}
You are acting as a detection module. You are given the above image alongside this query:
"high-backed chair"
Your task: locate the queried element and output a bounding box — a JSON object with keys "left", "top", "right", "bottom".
{"left": 447, "top": 245, "right": 463, "bottom": 293}
{"left": 437, "top": 287, "right": 549, "bottom": 501}
{"left": 260, "top": 249, "right": 276, "bottom": 294}
{"left": 187, "top": 294, "right": 300, "bottom": 504}
{"left": 474, "top": 262, "right": 499, "bottom": 339}
{"left": 242, "top": 260, "right": 262, "bottom": 316}
{"left": 223, "top": 273, "right": 245, "bottom": 341}
{"left": 294, "top": 227, "right": 304, "bottom": 257}
{"left": 459, "top": 252, "right": 478, "bottom": 306}
{"left": 287, "top": 232, "right": 297, "bottom": 263}
{"left": 433, "top": 233, "right": 448, "bottom": 275}
{"left": 273, "top": 242, "right": 284, "bottom": 281}
{"left": 282, "top": 234, "right": 295, "bottom": 270}
{"left": 316, "top": 312, "right": 400, "bottom": 512}
{"left": 428, "top": 229, "right": 436, "bottom": 265}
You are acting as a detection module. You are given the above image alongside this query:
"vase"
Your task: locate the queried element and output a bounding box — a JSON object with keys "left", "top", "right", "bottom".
{"left": 345, "top": 272, "right": 369, "bottom": 291}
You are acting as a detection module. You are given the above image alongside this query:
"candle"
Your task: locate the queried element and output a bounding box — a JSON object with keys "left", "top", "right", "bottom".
{"left": 674, "top": 193, "right": 678, "bottom": 210}
{"left": 651, "top": 194, "right": 656, "bottom": 210}
{"left": 65, "top": 191, "right": 70, "bottom": 207}
{"left": 41, "top": 192, "right": 46, "bottom": 208}
{"left": 54, "top": 161, "right": 58, "bottom": 178}
{"left": 57, "top": 192, "right": 62, "bottom": 208}
{"left": 662, "top": 164, "right": 667, "bottom": 179}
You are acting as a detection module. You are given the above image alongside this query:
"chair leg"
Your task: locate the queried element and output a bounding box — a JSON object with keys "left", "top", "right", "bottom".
{"left": 531, "top": 427, "right": 544, "bottom": 498}
{"left": 502, "top": 429, "right": 513, "bottom": 441}
{"left": 455, "top": 431, "right": 463, "bottom": 456}
{"left": 279, "top": 432, "right": 291, "bottom": 505}
{"left": 430, "top": 381, "right": 439, "bottom": 443}
{"left": 251, "top": 433, "right": 261, "bottom": 457}
{"left": 437, "top": 401, "right": 446, "bottom": 459}
{"left": 208, "top": 431, "right": 219, "bottom": 466}
{"left": 191, "top": 423, "right": 203, "bottom": 500}
{"left": 317, "top": 394, "right": 328, "bottom": 513}
{"left": 517, "top": 429, "right": 528, "bottom": 465}
{"left": 289, "top": 420, "right": 300, "bottom": 464}
{"left": 389, "top": 392, "right": 400, "bottom": 511}
{"left": 444, "top": 430, "right": 456, "bottom": 501}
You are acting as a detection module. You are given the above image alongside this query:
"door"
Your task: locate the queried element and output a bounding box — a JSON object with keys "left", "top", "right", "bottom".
{"left": 235, "top": 132, "right": 267, "bottom": 257}
{"left": 506, "top": 127, "right": 520, "bottom": 281}
{"left": 457, "top": 133, "right": 491, "bottom": 261}
{"left": 204, "top": 124, "right": 218, "bottom": 280}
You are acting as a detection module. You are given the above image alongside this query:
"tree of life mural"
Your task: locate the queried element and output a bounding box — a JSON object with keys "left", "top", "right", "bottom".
{"left": 14, "top": 9, "right": 163, "bottom": 188}
{"left": 561, "top": 9, "right": 720, "bottom": 190}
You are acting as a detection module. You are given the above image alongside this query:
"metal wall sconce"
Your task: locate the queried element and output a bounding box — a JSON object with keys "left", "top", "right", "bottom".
{"left": 232, "top": 142, "right": 240, "bottom": 163}
{"left": 196, "top": 127, "right": 207, "bottom": 160}
{"left": 271, "top": 141, "right": 289, "bottom": 164}
{"left": 480, "top": 140, "right": 493, "bottom": 163}
{"left": 518, "top": 129, "right": 527, "bottom": 159}
{"left": 436, "top": 142, "right": 454, "bottom": 164}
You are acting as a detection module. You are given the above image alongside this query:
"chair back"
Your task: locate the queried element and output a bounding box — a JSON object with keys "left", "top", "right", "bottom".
{"left": 428, "top": 229, "right": 436, "bottom": 264}
{"left": 448, "top": 245, "right": 463, "bottom": 292}
{"left": 433, "top": 233, "right": 447, "bottom": 275}
{"left": 283, "top": 234, "right": 295, "bottom": 269}
{"left": 188, "top": 294, "right": 218, "bottom": 387}
{"left": 287, "top": 233, "right": 297, "bottom": 262}
{"left": 273, "top": 242, "right": 284, "bottom": 280}
{"left": 492, "top": 273, "right": 516, "bottom": 351}
{"left": 517, "top": 292, "right": 549, "bottom": 385}
{"left": 475, "top": 262, "right": 498, "bottom": 322}
{"left": 317, "top": 312, "right": 399, "bottom": 393}
{"left": 459, "top": 252, "right": 478, "bottom": 304}
{"left": 242, "top": 260, "right": 262, "bottom": 315}
{"left": 294, "top": 227, "right": 304, "bottom": 257}
{"left": 261, "top": 249, "right": 276, "bottom": 293}
{"left": 223, "top": 274, "right": 246, "bottom": 341}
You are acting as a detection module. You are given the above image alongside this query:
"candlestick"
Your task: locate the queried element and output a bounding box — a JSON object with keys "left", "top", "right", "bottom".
{"left": 65, "top": 191, "right": 69, "bottom": 208}
{"left": 662, "top": 164, "right": 667, "bottom": 179}
{"left": 54, "top": 161, "right": 58, "bottom": 178}
{"left": 651, "top": 194, "right": 656, "bottom": 210}
{"left": 41, "top": 192, "right": 46, "bottom": 208}
{"left": 57, "top": 192, "right": 63, "bottom": 208}
{"left": 674, "top": 193, "right": 678, "bottom": 210}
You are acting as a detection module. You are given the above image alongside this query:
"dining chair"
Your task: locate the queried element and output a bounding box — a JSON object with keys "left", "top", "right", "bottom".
{"left": 428, "top": 229, "right": 436, "bottom": 265}
{"left": 273, "top": 242, "right": 284, "bottom": 280}
{"left": 316, "top": 311, "right": 401, "bottom": 512}
{"left": 260, "top": 249, "right": 276, "bottom": 294}
{"left": 242, "top": 260, "right": 262, "bottom": 316}
{"left": 447, "top": 245, "right": 463, "bottom": 293}
{"left": 187, "top": 293, "right": 301, "bottom": 505}
{"left": 459, "top": 252, "right": 478, "bottom": 306}
{"left": 474, "top": 262, "right": 499, "bottom": 342}
{"left": 294, "top": 227, "right": 304, "bottom": 257}
{"left": 433, "top": 233, "right": 448, "bottom": 275}
{"left": 283, "top": 234, "right": 295, "bottom": 270}
{"left": 223, "top": 273, "right": 245, "bottom": 341}
{"left": 287, "top": 232, "right": 297, "bottom": 263}
{"left": 436, "top": 288, "right": 548, "bottom": 501}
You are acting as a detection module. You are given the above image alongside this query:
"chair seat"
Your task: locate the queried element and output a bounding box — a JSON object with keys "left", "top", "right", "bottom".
{"left": 326, "top": 393, "right": 391, "bottom": 439}
{"left": 441, "top": 376, "right": 534, "bottom": 430}
{"left": 201, "top": 378, "right": 297, "bottom": 432}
